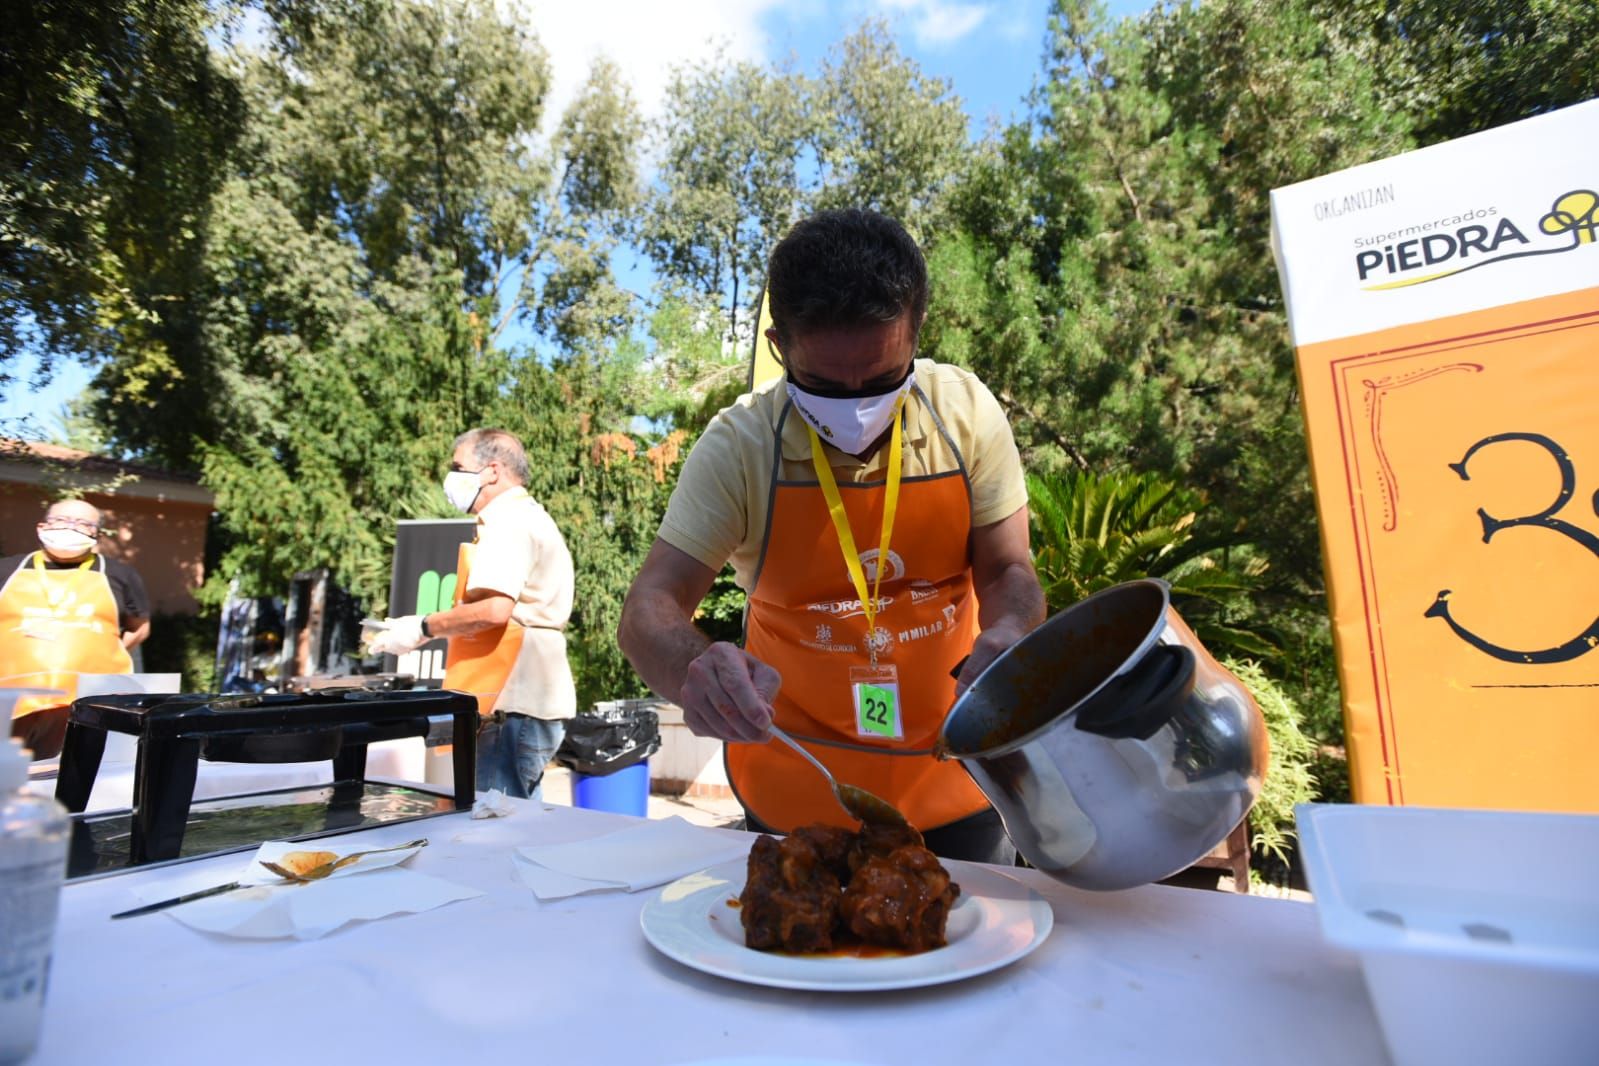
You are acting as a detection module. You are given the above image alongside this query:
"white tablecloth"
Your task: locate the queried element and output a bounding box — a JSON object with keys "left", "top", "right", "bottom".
{"left": 35, "top": 800, "right": 1390, "bottom": 1065}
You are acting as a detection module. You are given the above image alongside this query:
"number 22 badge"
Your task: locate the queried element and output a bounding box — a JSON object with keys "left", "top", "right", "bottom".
{"left": 850, "top": 664, "right": 902, "bottom": 740}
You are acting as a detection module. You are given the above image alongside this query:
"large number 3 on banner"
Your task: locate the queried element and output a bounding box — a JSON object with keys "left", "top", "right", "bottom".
{"left": 1425, "top": 431, "right": 1599, "bottom": 663}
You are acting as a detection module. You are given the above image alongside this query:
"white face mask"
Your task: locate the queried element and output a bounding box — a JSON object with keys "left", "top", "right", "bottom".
{"left": 39, "top": 529, "right": 96, "bottom": 556}
{"left": 443, "top": 470, "right": 484, "bottom": 513}
{"left": 787, "top": 366, "right": 916, "bottom": 456}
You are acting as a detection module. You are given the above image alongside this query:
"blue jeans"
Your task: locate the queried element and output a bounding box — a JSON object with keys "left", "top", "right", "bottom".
{"left": 476, "top": 715, "right": 566, "bottom": 800}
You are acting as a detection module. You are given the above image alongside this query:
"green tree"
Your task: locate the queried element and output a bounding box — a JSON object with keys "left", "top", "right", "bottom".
{"left": 1027, "top": 468, "right": 1274, "bottom": 661}
{"left": 924, "top": 0, "right": 1418, "bottom": 747}
{"left": 1, "top": 0, "right": 243, "bottom": 388}
{"left": 1309, "top": 0, "right": 1599, "bottom": 147}
{"left": 642, "top": 54, "right": 810, "bottom": 346}
{"left": 643, "top": 21, "right": 976, "bottom": 347}
{"left": 46, "top": 390, "right": 112, "bottom": 455}
{"left": 807, "top": 20, "right": 970, "bottom": 234}
{"left": 90, "top": 0, "right": 644, "bottom": 468}
{"left": 199, "top": 261, "right": 504, "bottom": 608}
{"left": 166, "top": 1, "right": 654, "bottom": 710}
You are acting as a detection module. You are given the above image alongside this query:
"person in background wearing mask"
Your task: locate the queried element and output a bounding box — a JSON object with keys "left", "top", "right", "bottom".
{"left": 618, "top": 209, "right": 1045, "bottom": 863}
{"left": 367, "top": 429, "right": 577, "bottom": 799}
{"left": 0, "top": 498, "right": 151, "bottom": 756}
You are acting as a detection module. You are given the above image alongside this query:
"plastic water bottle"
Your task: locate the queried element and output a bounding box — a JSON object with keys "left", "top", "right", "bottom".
{"left": 0, "top": 739, "right": 69, "bottom": 1064}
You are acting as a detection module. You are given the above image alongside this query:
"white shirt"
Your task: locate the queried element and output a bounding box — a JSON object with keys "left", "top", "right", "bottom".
{"left": 467, "top": 487, "right": 577, "bottom": 719}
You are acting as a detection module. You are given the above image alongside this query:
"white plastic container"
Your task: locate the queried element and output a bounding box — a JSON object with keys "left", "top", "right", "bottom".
{"left": 1296, "top": 803, "right": 1599, "bottom": 1066}
{"left": 0, "top": 738, "right": 70, "bottom": 1064}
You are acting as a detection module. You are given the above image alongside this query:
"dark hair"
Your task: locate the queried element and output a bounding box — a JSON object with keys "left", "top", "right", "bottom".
{"left": 766, "top": 209, "right": 928, "bottom": 344}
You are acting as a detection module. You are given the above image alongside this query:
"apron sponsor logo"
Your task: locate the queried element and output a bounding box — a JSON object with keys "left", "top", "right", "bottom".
{"left": 807, "top": 594, "right": 897, "bottom": 619}
{"left": 898, "top": 603, "right": 962, "bottom": 645}
{"left": 907, "top": 580, "right": 941, "bottom": 604}
{"left": 858, "top": 548, "right": 905, "bottom": 583}
{"left": 803, "top": 623, "right": 859, "bottom": 654}
{"left": 897, "top": 620, "right": 944, "bottom": 644}
{"left": 22, "top": 603, "right": 97, "bottom": 618}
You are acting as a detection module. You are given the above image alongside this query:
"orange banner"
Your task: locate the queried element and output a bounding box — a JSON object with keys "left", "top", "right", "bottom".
{"left": 1273, "top": 101, "right": 1599, "bottom": 810}
{"left": 1297, "top": 287, "right": 1599, "bottom": 810}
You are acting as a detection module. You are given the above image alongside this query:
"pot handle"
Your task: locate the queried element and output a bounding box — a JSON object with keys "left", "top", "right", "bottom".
{"left": 1073, "top": 643, "right": 1196, "bottom": 741}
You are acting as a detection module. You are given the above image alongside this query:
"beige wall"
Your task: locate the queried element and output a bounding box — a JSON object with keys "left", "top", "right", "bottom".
{"left": 0, "top": 483, "right": 212, "bottom": 615}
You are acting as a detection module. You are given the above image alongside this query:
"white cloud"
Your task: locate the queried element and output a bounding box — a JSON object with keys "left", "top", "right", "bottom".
{"left": 504, "top": 0, "right": 785, "bottom": 137}
{"left": 869, "top": 0, "right": 991, "bottom": 48}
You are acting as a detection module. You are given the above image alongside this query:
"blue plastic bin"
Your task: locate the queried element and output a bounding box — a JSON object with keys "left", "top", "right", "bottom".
{"left": 571, "top": 760, "right": 649, "bottom": 817}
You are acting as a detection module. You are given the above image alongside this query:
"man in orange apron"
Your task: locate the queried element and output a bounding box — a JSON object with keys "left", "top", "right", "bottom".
{"left": 0, "top": 498, "right": 146, "bottom": 757}
{"left": 367, "top": 429, "right": 576, "bottom": 799}
{"left": 619, "top": 209, "right": 1045, "bottom": 862}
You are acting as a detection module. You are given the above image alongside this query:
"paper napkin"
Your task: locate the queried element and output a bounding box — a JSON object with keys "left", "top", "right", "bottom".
{"left": 513, "top": 816, "right": 749, "bottom": 900}
{"left": 128, "top": 838, "right": 482, "bottom": 940}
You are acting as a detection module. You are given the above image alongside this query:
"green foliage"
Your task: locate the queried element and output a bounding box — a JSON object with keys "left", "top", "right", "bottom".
{"left": 695, "top": 572, "right": 748, "bottom": 647}
{"left": 638, "top": 288, "right": 748, "bottom": 429}
{"left": 643, "top": 19, "right": 971, "bottom": 345}
{"left": 198, "top": 260, "right": 503, "bottom": 607}
{"left": 926, "top": 0, "right": 1433, "bottom": 759}
{"left": 141, "top": 610, "right": 220, "bottom": 693}
{"left": 1223, "top": 657, "right": 1317, "bottom": 870}
{"left": 1028, "top": 468, "right": 1275, "bottom": 662}
{"left": 934, "top": 0, "right": 1412, "bottom": 597}
{"left": 1309, "top": 0, "right": 1599, "bottom": 148}
{"left": 808, "top": 20, "right": 970, "bottom": 234}
{"left": 0, "top": 0, "right": 244, "bottom": 388}
{"left": 82, "top": 0, "right": 643, "bottom": 469}
{"left": 45, "top": 391, "right": 111, "bottom": 455}
{"left": 642, "top": 52, "right": 809, "bottom": 345}
{"left": 1310, "top": 747, "right": 1351, "bottom": 806}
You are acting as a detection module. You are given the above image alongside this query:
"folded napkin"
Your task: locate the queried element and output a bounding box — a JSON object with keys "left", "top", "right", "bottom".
{"left": 472, "top": 788, "right": 515, "bottom": 819}
{"left": 513, "top": 816, "right": 749, "bottom": 900}
{"left": 130, "top": 838, "right": 482, "bottom": 940}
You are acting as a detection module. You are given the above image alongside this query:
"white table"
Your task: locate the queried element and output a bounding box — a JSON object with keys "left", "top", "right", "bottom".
{"left": 35, "top": 800, "right": 1391, "bottom": 1065}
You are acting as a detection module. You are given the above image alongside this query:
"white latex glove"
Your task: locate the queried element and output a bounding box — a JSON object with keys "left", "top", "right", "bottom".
{"left": 365, "top": 615, "right": 428, "bottom": 656}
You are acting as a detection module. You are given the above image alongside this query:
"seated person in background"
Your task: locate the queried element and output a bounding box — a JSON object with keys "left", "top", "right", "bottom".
{"left": 0, "top": 498, "right": 150, "bottom": 757}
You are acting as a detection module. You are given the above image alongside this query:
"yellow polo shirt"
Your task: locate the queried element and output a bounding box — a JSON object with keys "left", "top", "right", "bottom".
{"left": 658, "top": 358, "right": 1028, "bottom": 590}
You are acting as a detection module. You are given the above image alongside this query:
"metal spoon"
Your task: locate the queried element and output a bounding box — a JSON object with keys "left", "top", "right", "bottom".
{"left": 260, "top": 838, "right": 429, "bottom": 883}
{"left": 768, "top": 727, "right": 909, "bottom": 827}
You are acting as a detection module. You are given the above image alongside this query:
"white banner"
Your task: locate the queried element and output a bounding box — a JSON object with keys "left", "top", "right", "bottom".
{"left": 1272, "top": 99, "right": 1599, "bottom": 346}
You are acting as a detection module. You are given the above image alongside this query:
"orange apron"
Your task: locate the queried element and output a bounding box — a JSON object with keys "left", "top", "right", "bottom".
{"left": 728, "top": 395, "right": 990, "bottom": 832}
{"left": 0, "top": 552, "right": 134, "bottom": 720}
{"left": 441, "top": 540, "right": 524, "bottom": 716}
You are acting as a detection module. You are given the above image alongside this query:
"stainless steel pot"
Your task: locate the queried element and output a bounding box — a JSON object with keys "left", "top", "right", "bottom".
{"left": 939, "top": 579, "right": 1269, "bottom": 890}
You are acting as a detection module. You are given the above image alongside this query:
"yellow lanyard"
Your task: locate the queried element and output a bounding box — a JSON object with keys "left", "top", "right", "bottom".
{"left": 32, "top": 550, "right": 95, "bottom": 609}
{"left": 806, "top": 395, "right": 907, "bottom": 665}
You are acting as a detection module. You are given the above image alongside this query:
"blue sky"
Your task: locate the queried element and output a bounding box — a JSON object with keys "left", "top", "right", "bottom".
{"left": 1, "top": 0, "right": 1156, "bottom": 444}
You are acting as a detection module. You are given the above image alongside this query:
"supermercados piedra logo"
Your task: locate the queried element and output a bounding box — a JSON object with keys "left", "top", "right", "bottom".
{"left": 1354, "top": 189, "right": 1597, "bottom": 290}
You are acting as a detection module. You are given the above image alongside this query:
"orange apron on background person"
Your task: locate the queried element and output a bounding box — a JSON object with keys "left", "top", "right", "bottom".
{"left": 441, "top": 540, "right": 523, "bottom": 716}
{"left": 0, "top": 552, "right": 135, "bottom": 722}
{"left": 728, "top": 396, "right": 991, "bottom": 833}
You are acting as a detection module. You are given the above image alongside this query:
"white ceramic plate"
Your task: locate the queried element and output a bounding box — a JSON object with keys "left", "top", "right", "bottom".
{"left": 640, "top": 858, "right": 1054, "bottom": 991}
